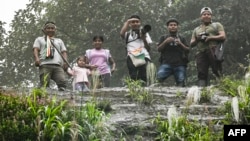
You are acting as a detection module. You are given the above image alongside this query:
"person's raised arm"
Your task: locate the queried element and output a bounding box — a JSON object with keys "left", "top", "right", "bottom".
{"left": 120, "top": 18, "right": 138, "bottom": 39}
{"left": 120, "top": 19, "right": 130, "bottom": 39}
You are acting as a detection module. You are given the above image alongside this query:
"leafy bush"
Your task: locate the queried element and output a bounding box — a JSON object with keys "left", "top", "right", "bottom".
{"left": 0, "top": 94, "right": 37, "bottom": 141}
{"left": 0, "top": 88, "right": 112, "bottom": 141}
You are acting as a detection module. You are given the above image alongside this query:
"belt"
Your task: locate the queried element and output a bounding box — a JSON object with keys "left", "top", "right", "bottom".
{"left": 42, "top": 64, "right": 61, "bottom": 67}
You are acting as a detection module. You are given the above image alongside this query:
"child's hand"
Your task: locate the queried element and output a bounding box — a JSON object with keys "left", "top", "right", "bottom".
{"left": 66, "top": 68, "right": 75, "bottom": 76}
{"left": 90, "top": 65, "right": 98, "bottom": 70}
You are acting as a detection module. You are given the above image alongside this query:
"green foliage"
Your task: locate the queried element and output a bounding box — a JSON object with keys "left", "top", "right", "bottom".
{"left": 216, "top": 77, "right": 243, "bottom": 96}
{"left": 153, "top": 114, "right": 222, "bottom": 141}
{"left": 96, "top": 99, "right": 112, "bottom": 113}
{"left": 0, "top": 88, "right": 113, "bottom": 141}
{"left": 124, "top": 77, "right": 154, "bottom": 105}
{"left": 0, "top": 21, "right": 6, "bottom": 46}
{"left": 0, "top": 93, "right": 37, "bottom": 140}
{"left": 68, "top": 101, "right": 111, "bottom": 141}
{"left": 216, "top": 73, "right": 250, "bottom": 124}
{"left": 199, "top": 88, "right": 213, "bottom": 103}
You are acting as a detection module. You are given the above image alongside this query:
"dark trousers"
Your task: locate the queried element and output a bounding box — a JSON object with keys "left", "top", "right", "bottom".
{"left": 39, "top": 64, "right": 67, "bottom": 89}
{"left": 126, "top": 56, "right": 147, "bottom": 82}
{"left": 100, "top": 73, "right": 111, "bottom": 87}
{"left": 196, "top": 49, "right": 222, "bottom": 82}
{"left": 91, "top": 73, "right": 111, "bottom": 88}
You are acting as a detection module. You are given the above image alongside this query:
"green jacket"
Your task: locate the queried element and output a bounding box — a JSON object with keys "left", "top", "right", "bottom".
{"left": 192, "top": 22, "right": 224, "bottom": 52}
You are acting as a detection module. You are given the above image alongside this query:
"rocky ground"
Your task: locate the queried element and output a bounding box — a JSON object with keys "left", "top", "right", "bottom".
{"left": 53, "top": 86, "right": 231, "bottom": 140}
{"left": 1, "top": 85, "right": 232, "bottom": 140}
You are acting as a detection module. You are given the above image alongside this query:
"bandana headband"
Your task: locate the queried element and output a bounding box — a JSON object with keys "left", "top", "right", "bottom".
{"left": 43, "top": 22, "right": 56, "bottom": 30}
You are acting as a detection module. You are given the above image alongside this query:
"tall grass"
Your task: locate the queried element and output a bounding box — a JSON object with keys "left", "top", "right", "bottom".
{"left": 91, "top": 70, "right": 101, "bottom": 90}
{"left": 186, "top": 86, "right": 201, "bottom": 105}
{"left": 123, "top": 77, "right": 154, "bottom": 105}
{"left": 146, "top": 62, "right": 157, "bottom": 86}
{"left": 0, "top": 86, "right": 114, "bottom": 141}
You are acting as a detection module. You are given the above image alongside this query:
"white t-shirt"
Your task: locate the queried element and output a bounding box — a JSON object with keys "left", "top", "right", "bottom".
{"left": 33, "top": 36, "right": 67, "bottom": 66}
{"left": 125, "top": 31, "right": 152, "bottom": 60}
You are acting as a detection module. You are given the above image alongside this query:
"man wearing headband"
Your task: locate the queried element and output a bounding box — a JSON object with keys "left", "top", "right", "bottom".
{"left": 190, "top": 7, "right": 226, "bottom": 86}
{"left": 33, "top": 21, "right": 68, "bottom": 91}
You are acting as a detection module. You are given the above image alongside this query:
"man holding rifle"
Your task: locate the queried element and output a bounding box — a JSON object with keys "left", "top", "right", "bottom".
{"left": 33, "top": 21, "right": 68, "bottom": 91}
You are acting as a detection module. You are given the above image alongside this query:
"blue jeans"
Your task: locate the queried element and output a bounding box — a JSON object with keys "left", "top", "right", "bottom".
{"left": 157, "top": 64, "right": 186, "bottom": 86}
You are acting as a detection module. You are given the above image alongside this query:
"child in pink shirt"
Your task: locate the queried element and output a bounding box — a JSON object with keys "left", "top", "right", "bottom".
{"left": 67, "top": 56, "right": 91, "bottom": 92}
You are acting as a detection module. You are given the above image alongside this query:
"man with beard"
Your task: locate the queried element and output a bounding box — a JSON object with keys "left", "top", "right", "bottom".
{"left": 33, "top": 21, "right": 68, "bottom": 91}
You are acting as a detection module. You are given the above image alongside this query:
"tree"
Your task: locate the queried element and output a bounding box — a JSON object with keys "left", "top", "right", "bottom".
{"left": 1, "top": 0, "right": 249, "bottom": 87}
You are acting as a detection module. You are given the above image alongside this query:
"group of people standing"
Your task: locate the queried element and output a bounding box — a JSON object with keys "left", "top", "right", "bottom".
{"left": 33, "top": 7, "right": 226, "bottom": 91}
{"left": 33, "top": 22, "right": 116, "bottom": 92}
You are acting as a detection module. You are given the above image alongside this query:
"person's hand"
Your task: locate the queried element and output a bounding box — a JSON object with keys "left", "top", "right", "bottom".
{"left": 174, "top": 38, "right": 181, "bottom": 45}
{"left": 165, "top": 37, "right": 175, "bottom": 44}
{"left": 90, "top": 65, "right": 98, "bottom": 70}
{"left": 127, "top": 18, "right": 139, "bottom": 24}
{"left": 63, "top": 63, "right": 69, "bottom": 71}
{"left": 34, "top": 58, "right": 40, "bottom": 67}
{"left": 111, "top": 68, "right": 116, "bottom": 74}
{"left": 205, "top": 36, "right": 212, "bottom": 42}
{"left": 196, "top": 35, "right": 203, "bottom": 41}
{"left": 196, "top": 33, "right": 209, "bottom": 42}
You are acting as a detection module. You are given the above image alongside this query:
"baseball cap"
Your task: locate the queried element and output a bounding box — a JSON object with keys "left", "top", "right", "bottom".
{"left": 166, "top": 18, "right": 179, "bottom": 26}
{"left": 200, "top": 7, "right": 212, "bottom": 15}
